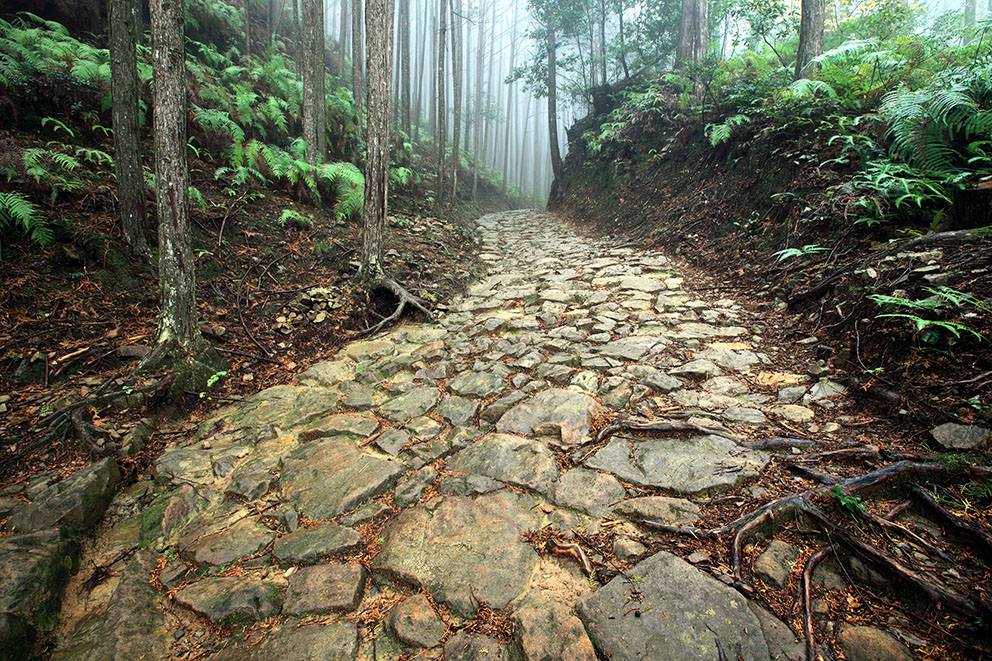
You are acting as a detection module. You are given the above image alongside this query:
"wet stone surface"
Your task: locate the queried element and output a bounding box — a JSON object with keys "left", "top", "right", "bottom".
{"left": 25, "top": 210, "right": 836, "bottom": 660}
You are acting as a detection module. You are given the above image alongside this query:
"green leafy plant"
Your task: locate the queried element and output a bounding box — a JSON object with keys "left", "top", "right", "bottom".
{"left": 0, "top": 191, "right": 49, "bottom": 258}
{"left": 706, "top": 114, "right": 751, "bottom": 146}
{"left": 278, "top": 209, "right": 314, "bottom": 228}
{"left": 830, "top": 484, "right": 866, "bottom": 517}
{"left": 772, "top": 244, "right": 828, "bottom": 262}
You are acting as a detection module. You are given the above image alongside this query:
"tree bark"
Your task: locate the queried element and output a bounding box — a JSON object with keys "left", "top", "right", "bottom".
{"left": 794, "top": 0, "right": 825, "bottom": 79}
{"left": 472, "top": 0, "right": 486, "bottom": 199}
{"left": 109, "top": 0, "right": 149, "bottom": 257}
{"left": 302, "top": 0, "right": 322, "bottom": 165}
{"left": 315, "top": 0, "right": 327, "bottom": 158}
{"left": 675, "top": 0, "right": 707, "bottom": 66}
{"left": 150, "top": 0, "right": 204, "bottom": 357}
{"left": 399, "top": 0, "right": 411, "bottom": 134}
{"left": 547, "top": 27, "right": 562, "bottom": 184}
{"left": 449, "top": 0, "right": 462, "bottom": 200}
{"left": 352, "top": 0, "right": 364, "bottom": 120}
{"left": 435, "top": 0, "right": 447, "bottom": 203}
{"left": 358, "top": 0, "right": 393, "bottom": 281}
{"left": 500, "top": 5, "right": 517, "bottom": 194}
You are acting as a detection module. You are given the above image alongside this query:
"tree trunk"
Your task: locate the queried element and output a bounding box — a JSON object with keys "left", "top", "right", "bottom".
{"left": 150, "top": 0, "right": 204, "bottom": 357}
{"left": 617, "top": 0, "right": 629, "bottom": 79}
{"left": 352, "top": 0, "right": 364, "bottom": 120}
{"left": 449, "top": 0, "right": 462, "bottom": 201}
{"left": 244, "top": 0, "right": 252, "bottom": 58}
{"left": 965, "top": 0, "right": 976, "bottom": 28}
{"left": 339, "top": 0, "right": 348, "bottom": 69}
{"left": 358, "top": 0, "right": 393, "bottom": 281}
{"left": 794, "top": 0, "right": 824, "bottom": 79}
{"left": 472, "top": 0, "right": 485, "bottom": 200}
{"left": 500, "top": 5, "right": 516, "bottom": 194}
{"left": 413, "top": 0, "right": 427, "bottom": 142}
{"left": 547, "top": 28, "right": 562, "bottom": 184}
{"left": 435, "top": 0, "right": 447, "bottom": 203}
{"left": 302, "top": 0, "right": 322, "bottom": 165}
{"left": 399, "top": 0, "right": 411, "bottom": 134}
{"left": 315, "top": 0, "right": 327, "bottom": 158}
{"left": 597, "top": 0, "right": 606, "bottom": 83}
{"left": 109, "top": 0, "right": 149, "bottom": 257}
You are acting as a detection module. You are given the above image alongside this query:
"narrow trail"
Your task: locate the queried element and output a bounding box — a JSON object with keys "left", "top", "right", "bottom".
{"left": 11, "top": 209, "right": 872, "bottom": 659}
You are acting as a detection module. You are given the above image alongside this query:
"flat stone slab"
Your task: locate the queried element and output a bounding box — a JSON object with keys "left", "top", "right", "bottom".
{"left": 598, "top": 336, "right": 665, "bottom": 361}
{"left": 930, "top": 423, "right": 990, "bottom": 450}
{"left": 551, "top": 468, "right": 626, "bottom": 517}
{"left": 448, "top": 371, "right": 507, "bottom": 399}
{"left": 448, "top": 433, "right": 560, "bottom": 495}
{"left": 174, "top": 575, "right": 282, "bottom": 624}
{"left": 214, "top": 622, "right": 359, "bottom": 660}
{"left": 273, "top": 522, "right": 363, "bottom": 565}
{"left": 586, "top": 435, "right": 769, "bottom": 495}
{"left": 496, "top": 388, "right": 605, "bottom": 446}
{"left": 374, "top": 495, "right": 537, "bottom": 617}
{"left": 281, "top": 437, "right": 403, "bottom": 519}
{"left": 303, "top": 414, "right": 380, "bottom": 439}
{"left": 578, "top": 552, "right": 778, "bottom": 660}
{"left": 613, "top": 496, "right": 701, "bottom": 524}
{"left": 283, "top": 564, "right": 366, "bottom": 615}
{"left": 187, "top": 517, "right": 274, "bottom": 567}
{"left": 84, "top": 553, "right": 171, "bottom": 660}
{"left": 0, "top": 529, "right": 78, "bottom": 643}
{"left": 388, "top": 593, "right": 445, "bottom": 648}
{"left": 6, "top": 458, "right": 120, "bottom": 533}
{"left": 436, "top": 396, "right": 479, "bottom": 426}
{"left": 515, "top": 598, "right": 596, "bottom": 661}
{"left": 379, "top": 387, "right": 441, "bottom": 421}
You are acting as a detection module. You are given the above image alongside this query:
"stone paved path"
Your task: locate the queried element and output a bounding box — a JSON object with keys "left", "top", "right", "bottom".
{"left": 4, "top": 209, "right": 840, "bottom": 660}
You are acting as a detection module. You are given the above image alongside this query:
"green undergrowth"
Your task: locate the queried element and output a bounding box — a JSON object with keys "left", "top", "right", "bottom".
{"left": 555, "top": 6, "right": 992, "bottom": 423}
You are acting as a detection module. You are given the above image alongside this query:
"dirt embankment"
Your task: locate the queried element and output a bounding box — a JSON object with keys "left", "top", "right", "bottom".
{"left": 551, "top": 104, "right": 992, "bottom": 433}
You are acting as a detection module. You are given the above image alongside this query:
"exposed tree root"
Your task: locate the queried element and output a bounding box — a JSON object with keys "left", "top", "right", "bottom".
{"left": 353, "top": 277, "right": 435, "bottom": 339}
{"left": 803, "top": 545, "right": 832, "bottom": 661}
{"left": 592, "top": 419, "right": 742, "bottom": 444}
{"left": 639, "top": 461, "right": 992, "bottom": 619}
{"left": 912, "top": 486, "right": 992, "bottom": 557}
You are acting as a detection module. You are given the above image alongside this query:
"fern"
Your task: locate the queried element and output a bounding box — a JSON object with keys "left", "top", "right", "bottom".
{"left": 278, "top": 209, "right": 314, "bottom": 227}
{"left": 323, "top": 162, "right": 365, "bottom": 221}
{"left": 0, "top": 192, "right": 50, "bottom": 257}
{"left": 788, "top": 79, "right": 838, "bottom": 99}
{"left": 706, "top": 114, "right": 751, "bottom": 146}
{"left": 192, "top": 105, "right": 246, "bottom": 145}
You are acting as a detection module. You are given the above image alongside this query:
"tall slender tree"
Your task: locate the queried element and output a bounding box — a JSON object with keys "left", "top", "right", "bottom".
{"left": 399, "top": 0, "right": 411, "bottom": 133}
{"left": 301, "top": 0, "right": 325, "bottom": 165}
{"left": 149, "top": 0, "right": 206, "bottom": 362}
{"left": 794, "top": 0, "right": 824, "bottom": 79}
{"left": 358, "top": 0, "right": 393, "bottom": 282}
{"left": 449, "top": 0, "right": 463, "bottom": 199}
{"left": 352, "top": 0, "right": 364, "bottom": 119}
{"left": 435, "top": 0, "right": 448, "bottom": 202}
{"left": 109, "top": 0, "right": 149, "bottom": 256}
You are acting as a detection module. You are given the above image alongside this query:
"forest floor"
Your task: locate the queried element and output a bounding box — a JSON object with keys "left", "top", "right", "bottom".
{"left": 2, "top": 209, "right": 989, "bottom": 660}
{"left": 0, "top": 156, "right": 489, "bottom": 484}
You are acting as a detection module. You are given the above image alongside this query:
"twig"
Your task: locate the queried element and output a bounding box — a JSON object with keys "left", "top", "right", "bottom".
{"left": 214, "top": 347, "right": 281, "bottom": 365}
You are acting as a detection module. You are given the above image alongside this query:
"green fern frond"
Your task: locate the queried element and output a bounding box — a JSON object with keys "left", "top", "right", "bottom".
{"left": 788, "top": 79, "right": 837, "bottom": 99}
{"left": 0, "top": 191, "right": 50, "bottom": 252}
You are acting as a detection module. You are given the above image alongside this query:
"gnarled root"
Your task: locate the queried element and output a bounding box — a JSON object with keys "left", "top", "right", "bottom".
{"left": 354, "top": 277, "right": 435, "bottom": 339}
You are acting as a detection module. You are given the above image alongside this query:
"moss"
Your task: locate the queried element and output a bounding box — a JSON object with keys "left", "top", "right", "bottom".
{"left": 138, "top": 495, "right": 170, "bottom": 547}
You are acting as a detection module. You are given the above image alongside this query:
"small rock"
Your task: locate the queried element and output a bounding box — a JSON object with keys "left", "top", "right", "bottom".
{"left": 687, "top": 550, "right": 710, "bottom": 564}
{"left": 836, "top": 624, "right": 913, "bottom": 661}
{"left": 443, "top": 632, "right": 509, "bottom": 660}
{"left": 273, "top": 522, "right": 362, "bottom": 566}
{"left": 173, "top": 576, "right": 282, "bottom": 624}
{"left": 929, "top": 423, "right": 990, "bottom": 450}
{"left": 388, "top": 593, "right": 445, "bottom": 648}
{"left": 283, "top": 564, "right": 366, "bottom": 615}
{"left": 612, "top": 537, "right": 647, "bottom": 562}
{"left": 753, "top": 539, "right": 797, "bottom": 588}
